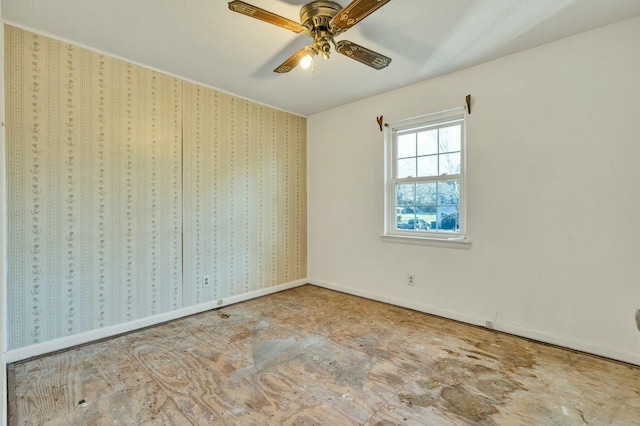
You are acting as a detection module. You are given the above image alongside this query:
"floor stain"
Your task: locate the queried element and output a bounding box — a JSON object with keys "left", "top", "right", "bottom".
{"left": 477, "top": 378, "right": 527, "bottom": 400}
{"left": 399, "top": 392, "right": 435, "bottom": 408}
{"left": 441, "top": 385, "right": 497, "bottom": 422}
{"left": 417, "top": 378, "right": 440, "bottom": 389}
{"left": 327, "top": 360, "right": 370, "bottom": 389}
{"left": 252, "top": 337, "right": 297, "bottom": 366}
{"left": 465, "top": 349, "right": 499, "bottom": 361}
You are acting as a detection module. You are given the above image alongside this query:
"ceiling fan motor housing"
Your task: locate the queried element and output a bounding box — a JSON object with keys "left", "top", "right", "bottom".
{"left": 300, "top": 1, "right": 343, "bottom": 59}
{"left": 300, "top": 1, "right": 342, "bottom": 29}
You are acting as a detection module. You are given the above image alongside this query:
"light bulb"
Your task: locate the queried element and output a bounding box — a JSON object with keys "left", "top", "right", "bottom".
{"left": 300, "top": 54, "right": 313, "bottom": 70}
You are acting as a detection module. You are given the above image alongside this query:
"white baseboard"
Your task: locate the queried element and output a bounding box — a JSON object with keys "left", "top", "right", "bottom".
{"left": 7, "top": 277, "right": 639, "bottom": 367}
{"left": 5, "top": 279, "right": 307, "bottom": 364}
{"left": 309, "top": 279, "right": 640, "bottom": 367}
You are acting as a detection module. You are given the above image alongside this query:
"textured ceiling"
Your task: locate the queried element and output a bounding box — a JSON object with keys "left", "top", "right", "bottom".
{"left": 3, "top": 0, "right": 640, "bottom": 116}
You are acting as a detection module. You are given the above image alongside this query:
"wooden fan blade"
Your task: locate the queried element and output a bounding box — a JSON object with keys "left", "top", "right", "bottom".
{"left": 330, "top": 0, "right": 391, "bottom": 33}
{"left": 274, "top": 46, "right": 316, "bottom": 73}
{"left": 228, "top": 1, "right": 307, "bottom": 34}
{"left": 335, "top": 40, "right": 391, "bottom": 70}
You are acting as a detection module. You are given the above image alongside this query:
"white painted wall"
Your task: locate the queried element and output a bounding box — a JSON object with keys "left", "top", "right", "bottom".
{"left": 308, "top": 16, "right": 640, "bottom": 365}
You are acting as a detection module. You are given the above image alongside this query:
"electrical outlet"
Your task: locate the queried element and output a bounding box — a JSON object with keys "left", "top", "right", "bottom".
{"left": 202, "top": 275, "right": 211, "bottom": 288}
{"left": 408, "top": 274, "right": 415, "bottom": 286}
{"left": 485, "top": 320, "right": 494, "bottom": 329}
{"left": 636, "top": 308, "right": 640, "bottom": 332}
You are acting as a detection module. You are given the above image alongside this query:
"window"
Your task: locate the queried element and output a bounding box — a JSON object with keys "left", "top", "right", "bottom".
{"left": 383, "top": 107, "right": 469, "bottom": 247}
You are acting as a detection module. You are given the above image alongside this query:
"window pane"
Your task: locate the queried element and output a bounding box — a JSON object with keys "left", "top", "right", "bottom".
{"left": 396, "top": 183, "right": 415, "bottom": 210}
{"left": 439, "top": 125, "right": 461, "bottom": 153}
{"left": 417, "top": 155, "right": 438, "bottom": 177}
{"left": 437, "top": 206, "right": 459, "bottom": 231}
{"left": 439, "top": 152, "right": 460, "bottom": 175}
{"left": 396, "top": 183, "right": 416, "bottom": 230}
{"left": 416, "top": 182, "right": 437, "bottom": 229}
{"left": 417, "top": 130, "right": 438, "bottom": 156}
{"left": 416, "top": 182, "right": 437, "bottom": 207}
{"left": 438, "top": 180, "right": 459, "bottom": 206}
{"left": 397, "top": 133, "right": 416, "bottom": 158}
{"left": 397, "top": 158, "right": 416, "bottom": 178}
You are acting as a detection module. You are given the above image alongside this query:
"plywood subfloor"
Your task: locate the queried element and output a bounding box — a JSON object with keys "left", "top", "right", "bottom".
{"left": 7, "top": 285, "right": 640, "bottom": 425}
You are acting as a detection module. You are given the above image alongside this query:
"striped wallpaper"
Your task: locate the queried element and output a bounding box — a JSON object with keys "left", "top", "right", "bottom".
{"left": 5, "top": 25, "right": 306, "bottom": 350}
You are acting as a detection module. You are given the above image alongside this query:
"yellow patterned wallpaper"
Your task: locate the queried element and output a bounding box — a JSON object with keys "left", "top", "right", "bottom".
{"left": 182, "top": 83, "right": 306, "bottom": 305}
{"left": 5, "top": 25, "right": 307, "bottom": 350}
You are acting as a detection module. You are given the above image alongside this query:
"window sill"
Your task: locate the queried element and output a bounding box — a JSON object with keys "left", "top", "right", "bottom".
{"left": 380, "top": 234, "right": 472, "bottom": 249}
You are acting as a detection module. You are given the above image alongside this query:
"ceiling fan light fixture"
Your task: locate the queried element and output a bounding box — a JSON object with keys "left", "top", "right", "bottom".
{"left": 300, "top": 54, "right": 314, "bottom": 70}
{"left": 228, "top": 0, "right": 392, "bottom": 73}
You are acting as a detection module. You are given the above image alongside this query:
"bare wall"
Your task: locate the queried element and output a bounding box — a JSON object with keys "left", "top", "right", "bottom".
{"left": 307, "top": 16, "right": 640, "bottom": 365}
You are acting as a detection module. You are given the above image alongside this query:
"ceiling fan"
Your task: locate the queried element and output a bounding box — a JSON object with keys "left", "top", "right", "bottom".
{"left": 228, "top": 0, "right": 392, "bottom": 73}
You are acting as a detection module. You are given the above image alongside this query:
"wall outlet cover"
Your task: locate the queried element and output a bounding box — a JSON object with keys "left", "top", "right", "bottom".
{"left": 636, "top": 308, "right": 640, "bottom": 332}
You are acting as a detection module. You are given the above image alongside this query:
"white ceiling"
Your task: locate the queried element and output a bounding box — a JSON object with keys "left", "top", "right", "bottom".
{"left": 3, "top": 0, "right": 640, "bottom": 116}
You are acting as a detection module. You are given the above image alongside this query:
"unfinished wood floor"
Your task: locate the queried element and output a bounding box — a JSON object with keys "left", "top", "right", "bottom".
{"left": 8, "top": 285, "right": 640, "bottom": 425}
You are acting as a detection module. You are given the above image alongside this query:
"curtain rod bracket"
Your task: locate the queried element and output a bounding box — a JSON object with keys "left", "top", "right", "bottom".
{"left": 466, "top": 95, "right": 472, "bottom": 114}
{"left": 376, "top": 115, "right": 383, "bottom": 132}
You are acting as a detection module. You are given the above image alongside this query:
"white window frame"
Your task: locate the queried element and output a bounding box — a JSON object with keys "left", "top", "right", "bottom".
{"left": 381, "top": 107, "right": 471, "bottom": 249}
